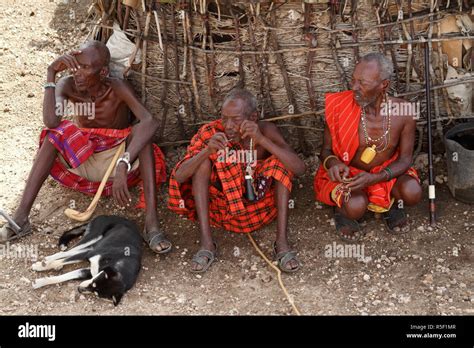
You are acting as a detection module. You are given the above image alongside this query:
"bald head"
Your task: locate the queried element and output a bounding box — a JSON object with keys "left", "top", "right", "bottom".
{"left": 79, "top": 40, "right": 111, "bottom": 68}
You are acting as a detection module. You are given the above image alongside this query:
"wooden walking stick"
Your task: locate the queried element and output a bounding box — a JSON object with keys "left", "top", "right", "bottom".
{"left": 64, "top": 142, "right": 126, "bottom": 222}
{"left": 424, "top": 43, "right": 436, "bottom": 226}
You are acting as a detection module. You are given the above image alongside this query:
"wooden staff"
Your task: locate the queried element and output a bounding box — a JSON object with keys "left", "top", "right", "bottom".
{"left": 424, "top": 43, "right": 436, "bottom": 226}
{"left": 350, "top": 0, "right": 360, "bottom": 61}
{"left": 141, "top": 9, "right": 151, "bottom": 104}
{"left": 156, "top": 3, "right": 170, "bottom": 142}
{"left": 200, "top": 2, "right": 217, "bottom": 114}
{"left": 247, "top": 5, "right": 267, "bottom": 115}
{"left": 230, "top": 5, "right": 245, "bottom": 89}
{"left": 328, "top": 4, "right": 349, "bottom": 90}
{"left": 184, "top": 6, "right": 203, "bottom": 121}
{"left": 255, "top": 10, "right": 276, "bottom": 117}
{"left": 64, "top": 142, "right": 126, "bottom": 222}
{"left": 303, "top": 2, "right": 317, "bottom": 111}
{"left": 170, "top": 3, "right": 188, "bottom": 139}
{"left": 383, "top": 10, "right": 400, "bottom": 91}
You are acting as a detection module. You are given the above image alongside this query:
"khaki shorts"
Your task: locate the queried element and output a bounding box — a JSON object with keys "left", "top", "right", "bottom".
{"left": 59, "top": 144, "right": 139, "bottom": 182}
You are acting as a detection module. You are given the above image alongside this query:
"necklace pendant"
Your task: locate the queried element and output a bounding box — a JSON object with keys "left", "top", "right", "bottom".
{"left": 361, "top": 144, "right": 377, "bottom": 164}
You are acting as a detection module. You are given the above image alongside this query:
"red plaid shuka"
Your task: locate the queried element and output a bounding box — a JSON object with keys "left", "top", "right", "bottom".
{"left": 314, "top": 91, "right": 419, "bottom": 212}
{"left": 168, "top": 120, "right": 293, "bottom": 233}
{"left": 40, "top": 120, "right": 166, "bottom": 208}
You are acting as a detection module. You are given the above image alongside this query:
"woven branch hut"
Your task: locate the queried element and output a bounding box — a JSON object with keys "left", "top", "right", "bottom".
{"left": 85, "top": 0, "right": 473, "bottom": 156}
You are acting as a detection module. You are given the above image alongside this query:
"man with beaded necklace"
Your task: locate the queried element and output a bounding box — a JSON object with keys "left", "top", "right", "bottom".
{"left": 314, "top": 53, "right": 422, "bottom": 241}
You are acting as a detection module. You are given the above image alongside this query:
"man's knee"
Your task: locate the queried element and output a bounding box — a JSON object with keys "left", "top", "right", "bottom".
{"left": 195, "top": 158, "right": 211, "bottom": 176}
{"left": 397, "top": 177, "right": 422, "bottom": 206}
{"left": 191, "top": 159, "right": 211, "bottom": 194}
{"left": 342, "top": 191, "right": 368, "bottom": 220}
{"left": 38, "top": 138, "right": 57, "bottom": 156}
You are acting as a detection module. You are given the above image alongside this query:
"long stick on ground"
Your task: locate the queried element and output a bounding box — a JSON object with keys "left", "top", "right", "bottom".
{"left": 64, "top": 142, "right": 126, "bottom": 222}
{"left": 247, "top": 233, "right": 301, "bottom": 316}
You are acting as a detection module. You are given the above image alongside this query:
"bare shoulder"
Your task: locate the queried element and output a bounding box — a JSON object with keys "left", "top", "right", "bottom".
{"left": 387, "top": 96, "right": 417, "bottom": 127}
{"left": 259, "top": 120, "right": 279, "bottom": 136}
{"left": 259, "top": 120, "right": 290, "bottom": 145}
{"left": 109, "top": 77, "right": 133, "bottom": 91}
{"left": 108, "top": 77, "right": 139, "bottom": 100}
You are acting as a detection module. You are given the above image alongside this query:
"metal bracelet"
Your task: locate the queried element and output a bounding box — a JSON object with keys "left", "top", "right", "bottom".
{"left": 116, "top": 158, "right": 131, "bottom": 173}
{"left": 44, "top": 82, "right": 56, "bottom": 89}
{"left": 323, "top": 155, "right": 339, "bottom": 171}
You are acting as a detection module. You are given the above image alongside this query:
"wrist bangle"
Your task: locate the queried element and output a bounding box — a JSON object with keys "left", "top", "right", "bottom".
{"left": 44, "top": 82, "right": 56, "bottom": 89}
{"left": 323, "top": 155, "right": 339, "bottom": 171}
{"left": 383, "top": 167, "right": 393, "bottom": 181}
{"left": 116, "top": 152, "right": 131, "bottom": 173}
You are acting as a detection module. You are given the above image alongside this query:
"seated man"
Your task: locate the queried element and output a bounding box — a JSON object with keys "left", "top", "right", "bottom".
{"left": 168, "top": 88, "right": 306, "bottom": 273}
{"left": 0, "top": 40, "right": 171, "bottom": 253}
{"left": 314, "top": 53, "right": 422, "bottom": 241}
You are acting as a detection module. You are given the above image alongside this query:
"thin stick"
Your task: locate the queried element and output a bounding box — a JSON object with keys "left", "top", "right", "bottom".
{"left": 184, "top": 7, "right": 202, "bottom": 121}
{"left": 123, "top": 5, "right": 131, "bottom": 32}
{"left": 384, "top": 10, "right": 400, "bottom": 91}
{"left": 129, "top": 70, "right": 193, "bottom": 85}
{"left": 424, "top": 44, "right": 436, "bottom": 226}
{"left": 201, "top": 4, "right": 217, "bottom": 114}
{"left": 247, "top": 6, "right": 266, "bottom": 115}
{"left": 157, "top": 3, "right": 170, "bottom": 142}
{"left": 180, "top": 5, "right": 198, "bottom": 126}
{"left": 435, "top": 2, "right": 454, "bottom": 123}
{"left": 141, "top": 10, "right": 151, "bottom": 104}
{"left": 303, "top": 2, "right": 317, "bottom": 111}
{"left": 189, "top": 110, "right": 325, "bottom": 126}
{"left": 153, "top": 9, "right": 164, "bottom": 51}
{"left": 117, "top": 0, "right": 123, "bottom": 27}
{"left": 257, "top": 11, "right": 277, "bottom": 117}
{"left": 350, "top": 0, "right": 360, "bottom": 61}
{"left": 64, "top": 142, "right": 125, "bottom": 222}
{"left": 247, "top": 233, "right": 301, "bottom": 316}
{"left": 394, "top": 77, "right": 474, "bottom": 97}
{"left": 328, "top": 5, "right": 349, "bottom": 90}
{"left": 266, "top": 110, "right": 324, "bottom": 122}
{"left": 230, "top": 5, "right": 245, "bottom": 89}
{"left": 170, "top": 3, "right": 188, "bottom": 139}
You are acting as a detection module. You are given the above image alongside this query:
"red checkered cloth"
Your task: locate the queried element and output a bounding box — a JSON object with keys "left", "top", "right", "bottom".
{"left": 40, "top": 120, "right": 166, "bottom": 208}
{"left": 168, "top": 120, "right": 293, "bottom": 233}
{"left": 314, "top": 91, "right": 419, "bottom": 211}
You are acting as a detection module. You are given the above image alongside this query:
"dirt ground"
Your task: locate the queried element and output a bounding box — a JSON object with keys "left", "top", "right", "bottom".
{"left": 0, "top": 0, "right": 472, "bottom": 316}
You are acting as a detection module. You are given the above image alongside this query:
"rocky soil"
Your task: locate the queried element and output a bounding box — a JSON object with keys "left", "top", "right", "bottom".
{"left": 0, "top": 0, "right": 472, "bottom": 315}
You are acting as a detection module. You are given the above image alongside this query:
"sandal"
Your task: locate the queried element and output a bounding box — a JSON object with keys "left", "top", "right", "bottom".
{"left": 272, "top": 242, "right": 300, "bottom": 273}
{"left": 334, "top": 208, "right": 363, "bottom": 242}
{"left": 191, "top": 242, "right": 217, "bottom": 274}
{"left": 383, "top": 205, "right": 409, "bottom": 234}
{"left": 0, "top": 220, "right": 32, "bottom": 243}
{"left": 144, "top": 229, "right": 172, "bottom": 254}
